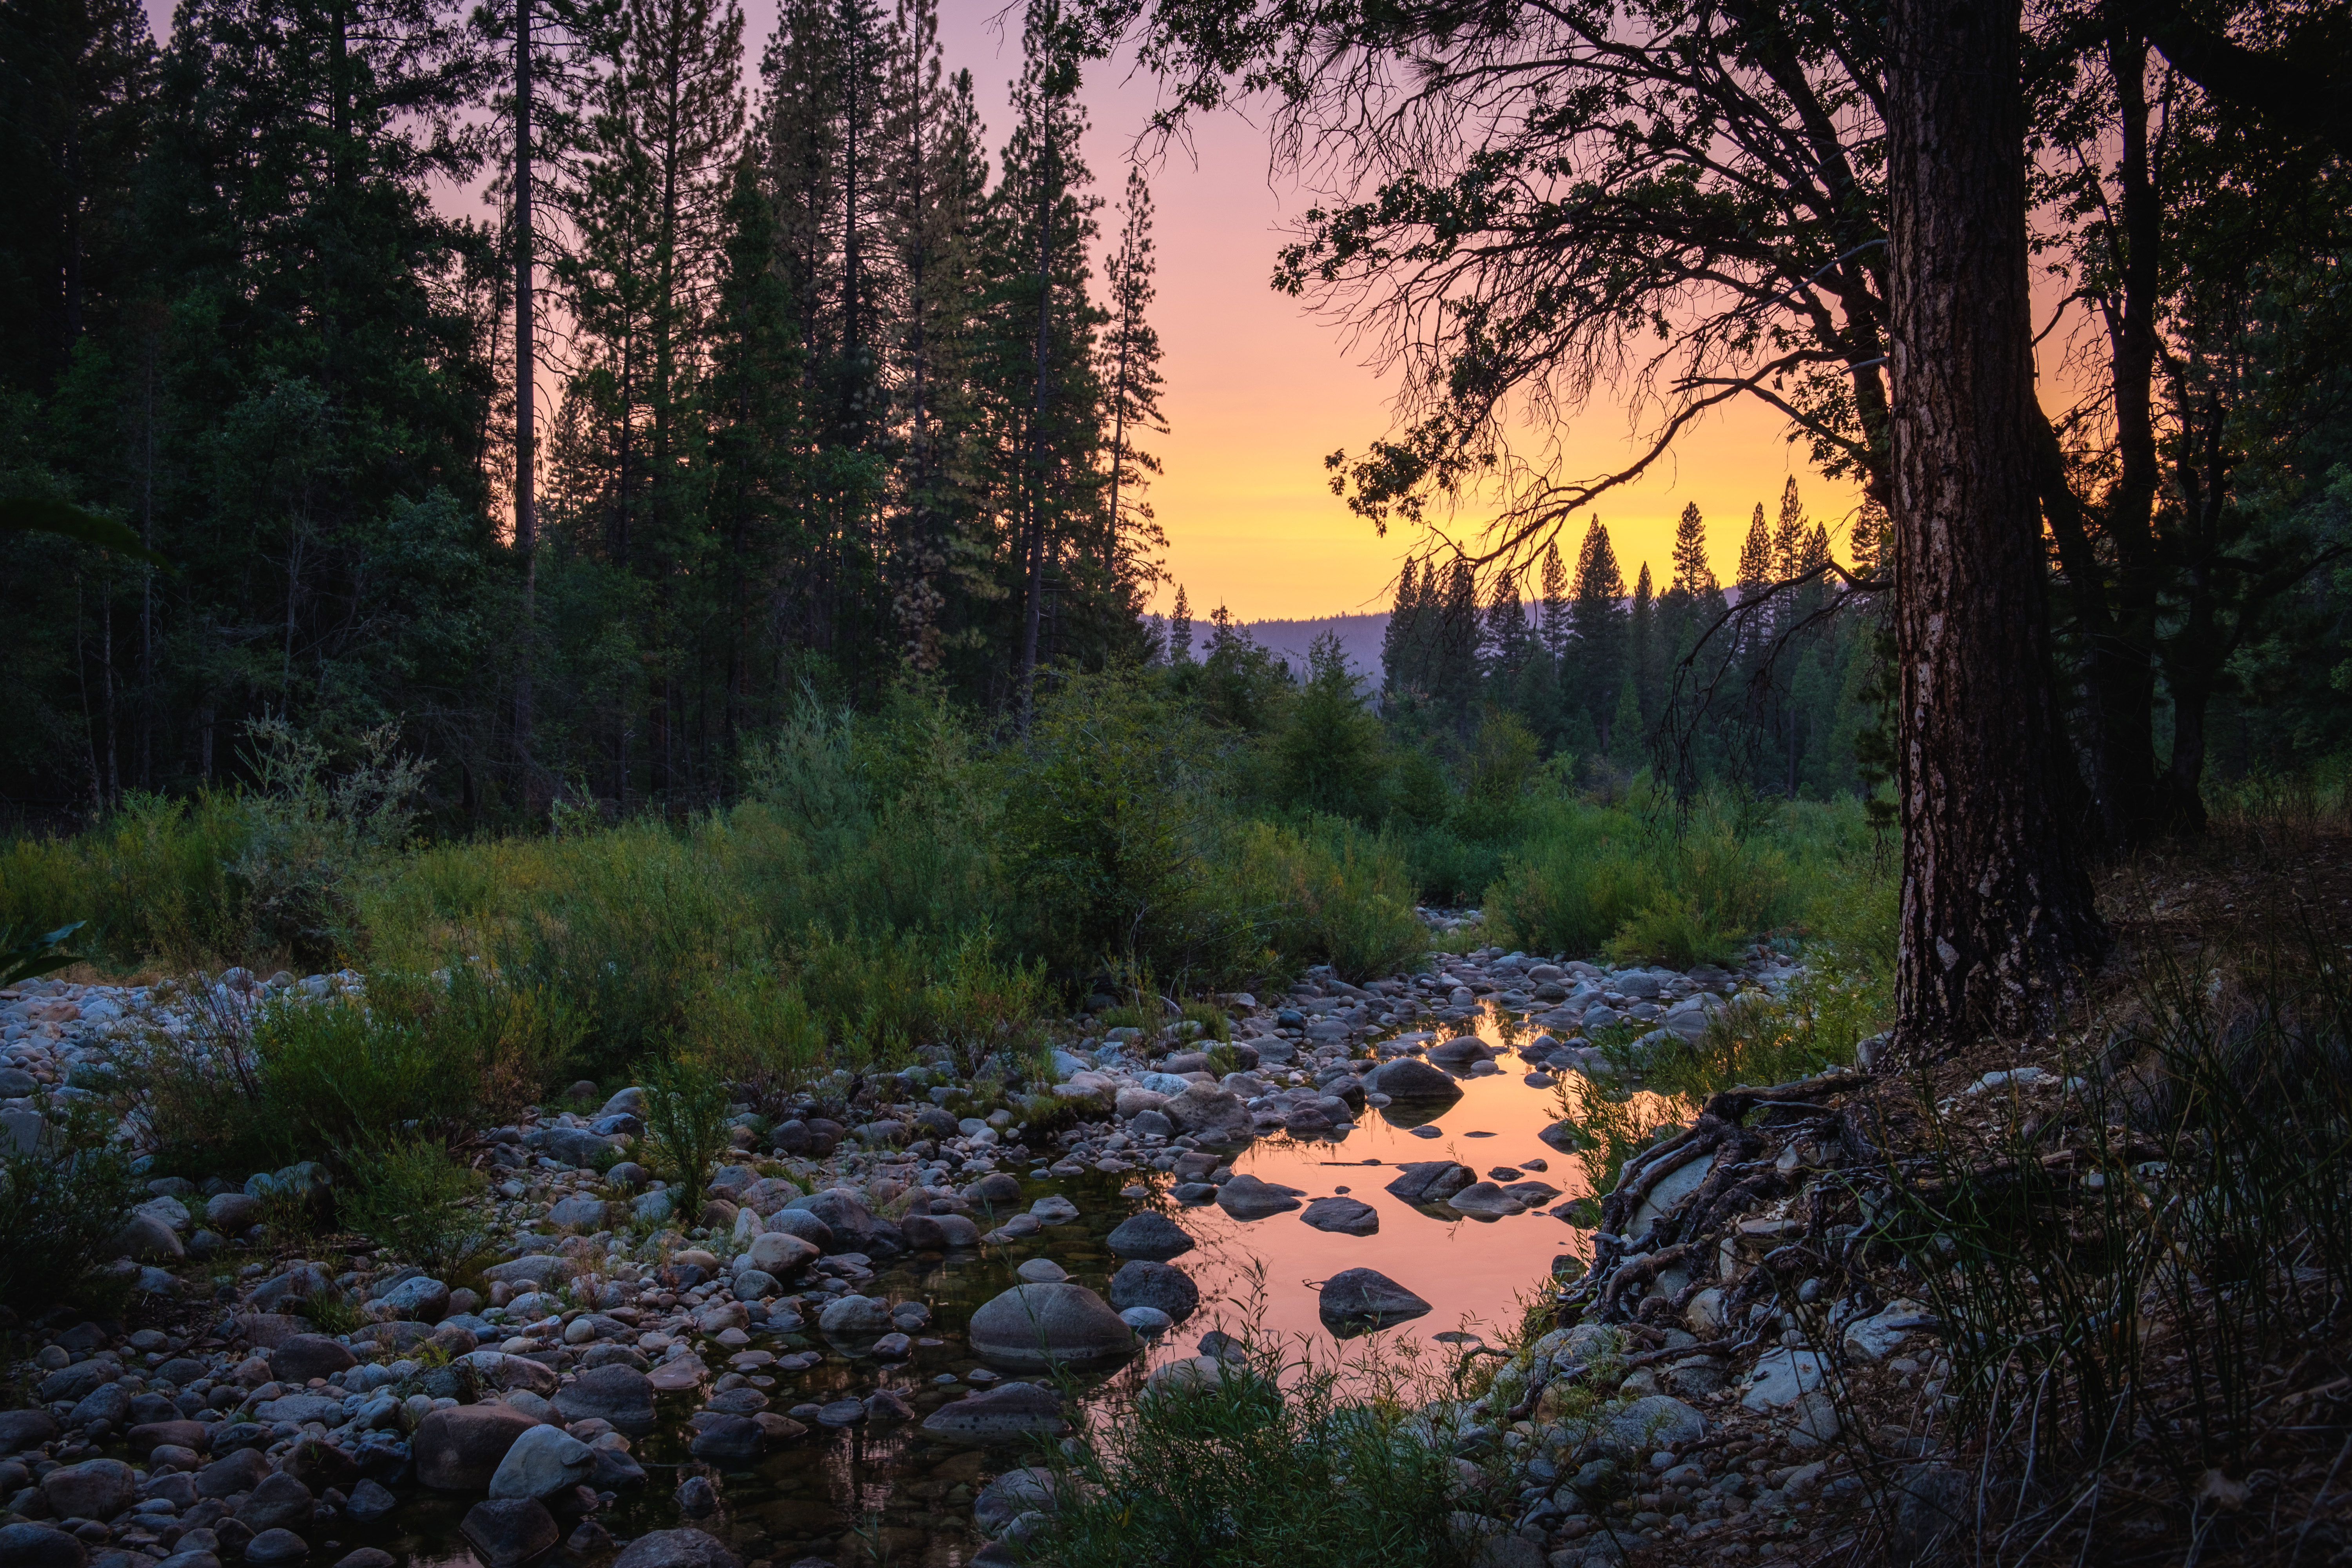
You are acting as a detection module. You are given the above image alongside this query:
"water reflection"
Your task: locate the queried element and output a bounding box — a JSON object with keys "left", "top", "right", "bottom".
{"left": 375, "top": 1006, "right": 1683, "bottom": 1566}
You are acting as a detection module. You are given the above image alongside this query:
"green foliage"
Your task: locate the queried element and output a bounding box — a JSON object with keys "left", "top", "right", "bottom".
{"left": 641, "top": 1057, "right": 735, "bottom": 1219}
{"left": 0, "top": 921, "right": 84, "bottom": 987}
{"left": 1605, "top": 971, "right": 1878, "bottom": 1102}
{"left": 233, "top": 717, "right": 429, "bottom": 969}
{"left": 1034, "top": 1322, "right": 1476, "bottom": 1568}
{"left": 341, "top": 1136, "right": 491, "bottom": 1277}
{"left": 1267, "top": 631, "right": 1390, "bottom": 820}
{"left": 123, "top": 969, "right": 579, "bottom": 1177}
{"left": 1227, "top": 818, "right": 1426, "bottom": 982}
{"left": 0, "top": 1096, "right": 140, "bottom": 1310}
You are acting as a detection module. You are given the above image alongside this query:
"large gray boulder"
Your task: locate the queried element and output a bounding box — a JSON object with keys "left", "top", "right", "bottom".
{"left": 269, "top": 1335, "right": 356, "bottom": 1382}
{"left": 481, "top": 1255, "right": 573, "bottom": 1290}
{"left": 40, "top": 1459, "right": 136, "bottom": 1520}
{"left": 1105, "top": 1211, "right": 1194, "bottom": 1260}
{"left": 1383, "top": 1161, "right": 1475, "bottom": 1203}
{"left": 1161, "top": 1083, "right": 1249, "bottom": 1139}
{"left": 412, "top": 1404, "right": 538, "bottom": 1491}
{"left": 1366, "top": 1058, "right": 1464, "bottom": 1101}
{"left": 967, "top": 1283, "right": 1139, "bottom": 1368}
{"left": 742, "top": 1231, "right": 818, "bottom": 1276}
{"left": 0, "top": 1524, "right": 84, "bottom": 1568}
{"left": 816, "top": 1295, "right": 893, "bottom": 1336}
{"left": 1108, "top": 1261, "right": 1200, "bottom": 1323}
{"left": 1300, "top": 1196, "right": 1379, "bottom": 1236}
{"left": 1213, "top": 1174, "right": 1303, "bottom": 1220}
{"left": 918, "top": 1382, "right": 1067, "bottom": 1443}
{"left": 488, "top": 1425, "right": 595, "bottom": 1499}
{"left": 1597, "top": 1396, "right": 1706, "bottom": 1461}
{"left": 786, "top": 1189, "right": 879, "bottom": 1247}
{"left": 233, "top": 1473, "right": 314, "bottom": 1534}
{"left": 459, "top": 1499, "right": 560, "bottom": 1568}
{"left": 551, "top": 1365, "right": 657, "bottom": 1434}
{"left": 1316, "top": 1268, "right": 1432, "bottom": 1329}
{"left": 610, "top": 1529, "right": 740, "bottom": 1568}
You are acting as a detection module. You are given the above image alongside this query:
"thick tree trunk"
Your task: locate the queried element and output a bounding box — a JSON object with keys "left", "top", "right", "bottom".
{"left": 1886, "top": 0, "right": 2107, "bottom": 1042}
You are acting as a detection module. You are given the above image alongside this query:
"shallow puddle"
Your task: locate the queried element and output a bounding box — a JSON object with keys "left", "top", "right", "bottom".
{"left": 353, "top": 1010, "right": 1683, "bottom": 1567}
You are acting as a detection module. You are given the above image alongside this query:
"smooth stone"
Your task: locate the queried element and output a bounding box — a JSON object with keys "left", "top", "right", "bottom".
{"left": 241, "top": 1531, "right": 307, "bottom": 1566}
{"left": 1014, "top": 1259, "right": 1067, "bottom": 1283}
{"left": 815, "top": 1295, "right": 893, "bottom": 1336}
{"left": 41, "top": 1459, "right": 137, "bottom": 1521}
{"left": 687, "top": 1416, "right": 762, "bottom": 1463}
{"left": 0, "top": 1525, "right": 85, "bottom": 1568}
{"left": 1365, "top": 1058, "right": 1465, "bottom": 1101}
{"left": 1597, "top": 1396, "right": 1706, "bottom": 1461}
{"left": 1213, "top": 1174, "right": 1304, "bottom": 1220}
{"left": 412, "top": 1403, "right": 538, "bottom": 1491}
{"left": 610, "top": 1529, "right": 740, "bottom": 1568}
{"left": 1107, "top": 1260, "right": 1200, "bottom": 1323}
{"left": 1383, "top": 1161, "right": 1476, "bottom": 1203}
{"left": 1300, "top": 1196, "right": 1379, "bottom": 1235}
{"left": 551, "top": 1365, "right": 657, "bottom": 1434}
{"left": 967, "top": 1283, "right": 1138, "bottom": 1368}
{"left": 1446, "top": 1181, "right": 1525, "bottom": 1216}
{"left": 1316, "top": 1268, "right": 1433, "bottom": 1328}
{"left": 488, "top": 1425, "right": 594, "bottom": 1499}
{"left": 459, "top": 1499, "right": 558, "bottom": 1568}
{"left": 267, "top": 1335, "right": 355, "bottom": 1381}
{"left": 1103, "top": 1211, "right": 1194, "bottom": 1261}
{"left": 918, "top": 1382, "right": 1068, "bottom": 1443}
{"left": 233, "top": 1473, "right": 314, "bottom": 1534}
{"left": 1118, "top": 1306, "right": 1172, "bottom": 1335}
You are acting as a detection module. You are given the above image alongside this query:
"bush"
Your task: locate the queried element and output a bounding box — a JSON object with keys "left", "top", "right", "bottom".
{"left": 341, "top": 1136, "right": 490, "bottom": 1276}
{"left": 1033, "top": 1323, "right": 1477, "bottom": 1568}
{"left": 682, "top": 967, "right": 826, "bottom": 1116}
{"left": 1229, "top": 819, "right": 1426, "bottom": 982}
{"left": 233, "top": 716, "right": 428, "bottom": 965}
{"left": 641, "top": 1057, "right": 735, "bottom": 1218}
{"left": 0, "top": 1096, "right": 140, "bottom": 1310}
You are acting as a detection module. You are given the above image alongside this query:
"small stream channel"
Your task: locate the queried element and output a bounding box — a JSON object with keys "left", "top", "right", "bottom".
{"left": 317, "top": 1009, "right": 1668, "bottom": 1568}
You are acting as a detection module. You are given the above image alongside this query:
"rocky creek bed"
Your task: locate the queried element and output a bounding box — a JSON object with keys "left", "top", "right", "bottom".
{"left": 1, "top": 935, "right": 1981, "bottom": 1568}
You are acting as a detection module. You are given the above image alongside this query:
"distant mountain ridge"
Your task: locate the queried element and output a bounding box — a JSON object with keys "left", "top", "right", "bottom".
{"left": 1148, "top": 611, "right": 1392, "bottom": 681}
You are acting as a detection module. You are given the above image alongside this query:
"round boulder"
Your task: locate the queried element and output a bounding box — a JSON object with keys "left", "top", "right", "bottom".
{"left": 1597, "top": 1395, "right": 1706, "bottom": 1462}
{"left": 1107, "top": 1260, "right": 1200, "bottom": 1323}
{"left": 611, "top": 1529, "right": 740, "bottom": 1568}
{"left": 816, "top": 1294, "right": 894, "bottom": 1336}
{"left": 1104, "top": 1211, "right": 1194, "bottom": 1261}
{"left": 487, "top": 1424, "right": 595, "bottom": 1499}
{"left": 41, "top": 1458, "right": 136, "bottom": 1521}
{"left": 0, "top": 1524, "right": 86, "bottom": 1568}
{"left": 268, "top": 1335, "right": 356, "bottom": 1382}
{"left": 1300, "top": 1196, "right": 1379, "bottom": 1236}
{"left": 241, "top": 1530, "right": 308, "bottom": 1566}
{"left": 1214, "top": 1174, "right": 1304, "bottom": 1220}
{"left": 967, "top": 1283, "right": 1138, "bottom": 1368}
{"left": 550, "top": 1365, "right": 657, "bottom": 1434}
{"left": 460, "top": 1499, "right": 560, "bottom": 1568}
{"left": 412, "top": 1403, "right": 539, "bottom": 1492}
{"left": 1316, "top": 1268, "right": 1433, "bottom": 1332}
{"left": 917, "top": 1382, "right": 1067, "bottom": 1443}
{"left": 1366, "top": 1058, "right": 1465, "bottom": 1102}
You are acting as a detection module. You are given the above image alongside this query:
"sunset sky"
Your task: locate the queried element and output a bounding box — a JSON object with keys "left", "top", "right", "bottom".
{"left": 915, "top": 5, "right": 1866, "bottom": 622}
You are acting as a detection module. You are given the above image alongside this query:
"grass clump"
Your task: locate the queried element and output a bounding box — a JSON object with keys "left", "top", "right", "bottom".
{"left": 0, "top": 1096, "right": 140, "bottom": 1311}
{"left": 642, "top": 1057, "right": 735, "bottom": 1220}
{"left": 341, "top": 1135, "right": 491, "bottom": 1276}
{"left": 1033, "top": 1330, "right": 1477, "bottom": 1568}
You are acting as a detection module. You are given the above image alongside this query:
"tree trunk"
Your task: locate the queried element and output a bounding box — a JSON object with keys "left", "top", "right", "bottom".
{"left": 1015, "top": 122, "right": 1056, "bottom": 729}
{"left": 1886, "top": 0, "right": 2106, "bottom": 1042}
{"left": 514, "top": 0, "right": 538, "bottom": 795}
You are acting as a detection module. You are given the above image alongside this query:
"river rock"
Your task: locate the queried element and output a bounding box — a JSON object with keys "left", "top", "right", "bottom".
{"left": 1300, "top": 1196, "right": 1379, "bottom": 1235}
{"left": 460, "top": 1499, "right": 559, "bottom": 1568}
{"left": 785, "top": 1190, "right": 879, "bottom": 1247}
{"left": 1597, "top": 1396, "right": 1706, "bottom": 1461}
{"left": 481, "top": 1255, "right": 572, "bottom": 1290}
{"left": 611, "top": 1528, "right": 740, "bottom": 1568}
{"left": 0, "top": 1410, "right": 58, "bottom": 1455}
{"left": 269, "top": 1335, "right": 356, "bottom": 1381}
{"left": 1383, "top": 1161, "right": 1476, "bottom": 1203}
{"left": 0, "top": 1524, "right": 85, "bottom": 1568}
{"left": 551, "top": 1365, "right": 657, "bottom": 1433}
{"left": 1107, "top": 1261, "right": 1200, "bottom": 1322}
{"left": 973, "top": 1468, "right": 1062, "bottom": 1534}
{"left": 1161, "top": 1083, "right": 1249, "bottom": 1139}
{"left": 1426, "top": 1036, "right": 1487, "bottom": 1066}
{"left": 1446, "top": 1181, "right": 1524, "bottom": 1217}
{"left": 41, "top": 1459, "right": 136, "bottom": 1520}
{"left": 686, "top": 1416, "right": 761, "bottom": 1464}
{"left": 918, "top": 1382, "right": 1067, "bottom": 1443}
{"left": 205, "top": 1192, "right": 262, "bottom": 1232}
{"left": 488, "top": 1425, "right": 594, "bottom": 1499}
{"left": 1316, "top": 1268, "right": 1432, "bottom": 1328}
{"left": 900, "top": 1213, "right": 981, "bottom": 1249}
{"left": 962, "top": 1172, "right": 1022, "bottom": 1207}
{"left": 414, "top": 1404, "right": 538, "bottom": 1491}
{"left": 742, "top": 1231, "right": 818, "bottom": 1276}
{"left": 1365, "top": 1058, "right": 1464, "bottom": 1101}
{"left": 127, "top": 1419, "right": 209, "bottom": 1459}
{"left": 194, "top": 1449, "right": 272, "bottom": 1498}
{"left": 242, "top": 1530, "right": 308, "bottom": 1566}
{"left": 37, "top": 1359, "right": 119, "bottom": 1403}
{"left": 1214, "top": 1174, "right": 1303, "bottom": 1220}
{"left": 1741, "top": 1347, "right": 1826, "bottom": 1410}
{"left": 817, "top": 1295, "right": 893, "bottom": 1335}
{"left": 112, "top": 1210, "right": 184, "bottom": 1262}
{"left": 967, "top": 1284, "right": 1137, "bottom": 1368}
{"left": 234, "top": 1473, "right": 314, "bottom": 1534}
{"left": 1104, "top": 1211, "right": 1194, "bottom": 1260}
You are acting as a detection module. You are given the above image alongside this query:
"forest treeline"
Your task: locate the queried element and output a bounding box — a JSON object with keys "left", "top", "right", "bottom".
{"left": 2, "top": 0, "right": 1168, "bottom": 819}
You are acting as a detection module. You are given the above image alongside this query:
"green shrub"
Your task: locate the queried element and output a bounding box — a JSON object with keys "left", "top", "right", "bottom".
{"left": 1034, "top": 1323, "right": 1477, "bottom": 1568}
{"left": 341, "top": 1136, "right": 490, "bottom": 1276}
{"left": 0, "top": 1096, "right": 140, "bottom": 1310}
{"left": 233, "top": 716, "right": 428, "bottom": 966}
{"left": 1229, "top": 818, "right": 1425, "bottom": 981}
{"left": 682, "top": 967, "right": 826, "bottom": 1114}
{"left": 642, "top": 1057, "right": 734, "bottom": 1219}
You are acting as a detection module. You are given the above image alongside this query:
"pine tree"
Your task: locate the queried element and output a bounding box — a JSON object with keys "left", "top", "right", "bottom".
{"left": 1771, "top": 476, "right": 1808, "bottom": 584}
{"left": 1567, "top": 515, "right": 1626, "bottom": 746}
{"left": 1168, "top": 583, "right": 1191, "bottom": 664}
{"left": 1670, "top": 503, "right": 1717, "bottom": 599}
{"left": 1630, "top": 561, "right": 1661, "bottom": 721}
{"left": 1100, "top": 166, "right": 1166, "bottom": 587}
{"left": 1537, "top": 538, "right": 1571, "bottom": 660}
{"left": 1736, "top": 501, "right": 1773, "bottom": 606}
{"left": 1432, "top": 555, "right": 1479, "bottom": 732}
{"left": 1482, "top": 566, "right": 1533, "bottom": 683}
{"left": 1380, "top": 558, "right": 1422, "bottom": 695}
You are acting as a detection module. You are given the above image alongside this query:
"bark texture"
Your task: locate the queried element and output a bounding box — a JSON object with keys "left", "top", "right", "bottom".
{"left": 1886, "top": 0, "right": 2107, "bottom": 1040}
